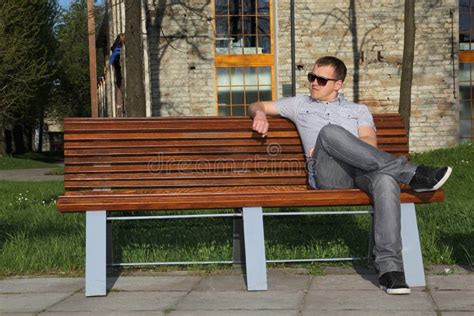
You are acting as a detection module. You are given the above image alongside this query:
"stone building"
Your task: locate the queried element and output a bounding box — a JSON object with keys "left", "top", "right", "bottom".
{"left": 102, "top": 0, "right": 472, "bottom": 152}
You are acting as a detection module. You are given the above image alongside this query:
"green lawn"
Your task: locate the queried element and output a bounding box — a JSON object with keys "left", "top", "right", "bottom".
{"left": 0, "top": 143, "right": 472, "bottom": 276}
{"left": 0, "top": 152, "right": 63, "bottom": 170}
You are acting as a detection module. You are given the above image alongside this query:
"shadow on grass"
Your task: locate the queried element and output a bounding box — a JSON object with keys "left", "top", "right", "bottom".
{"left": 439, "top": 232, "right": 474, "bottom": 270}
{"left": 13, "top": 151, "right": 64, "bottom": 164}
{"left": 108, "top": 208, "right": 373, "bottom": 276}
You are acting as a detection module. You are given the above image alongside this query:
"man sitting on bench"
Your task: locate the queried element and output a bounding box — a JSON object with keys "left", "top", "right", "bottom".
{"left": 248, "top": 56, "right": 452, "bottom": 295}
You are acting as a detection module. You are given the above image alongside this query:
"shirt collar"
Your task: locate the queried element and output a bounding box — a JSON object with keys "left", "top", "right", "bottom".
{"left": 310, "top": 93, "right": 344, "bottom": 105}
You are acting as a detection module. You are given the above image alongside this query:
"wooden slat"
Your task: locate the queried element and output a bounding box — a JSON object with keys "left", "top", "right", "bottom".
{"left": 64, "top": 153, "right": 305, "bottom": 165}
{"left": 64, "top": 169, "right": 306, "bottom": 181}
{"left": 64, "top": 130, "right": 299, "bottom": 141}
{"left": 64, "top": 161, "right": 307, "bottom": 173}
{"left": 64, "top": 145, "right": 304, "bottom": 156}
{"left": 64, "top": 177, "right": 307, "bottom": 189}
{"left": 57, "top": 189, "right": 445, "bottom": 212}
{"left": 64, "top": 137, "right": 303, "bottom": 149}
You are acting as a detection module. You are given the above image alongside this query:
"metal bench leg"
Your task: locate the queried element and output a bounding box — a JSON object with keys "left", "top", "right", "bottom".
{"left": 232, "top": 209, "right": 245, "bottom": 267}
{"left": 400, "top": 203, "right": 426, "bottom": 287}
{"left": 86, "top": 211, "right": 107, "bottom": 296}
{"left": 242, "top": 207, "right": 268, "bottom": 291}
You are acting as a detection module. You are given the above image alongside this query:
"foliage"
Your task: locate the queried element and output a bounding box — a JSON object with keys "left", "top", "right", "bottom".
{"left": 0, "top": 0, "right": 59, "bottom": 127}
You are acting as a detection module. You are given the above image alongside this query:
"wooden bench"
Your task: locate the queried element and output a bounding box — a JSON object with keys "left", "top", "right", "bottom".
{"left": 57, "top": 114, "right": 444, "bottom": 296}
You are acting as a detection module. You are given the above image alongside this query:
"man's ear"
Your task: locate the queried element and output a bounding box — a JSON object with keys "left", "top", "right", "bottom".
{"left": 334, "top": 80, "right": 343, "bottom": 91}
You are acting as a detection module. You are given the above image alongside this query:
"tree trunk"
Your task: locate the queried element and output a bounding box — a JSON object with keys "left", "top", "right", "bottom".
{"left": 0, "top": 115, "right": 5, "bottom": 156}
{"left": 0, "top": 129, "right": 5, "bottom": 157}
{"left": 13, "top": 125, "right": 26, "bottom": 154}
{"left": 399, "top": 0, "right": 415, "bottom": 134}
{"left": 125, "top": 0, "right": 146, "bottom": 117}
{"left": 38, "top": 113, "right": 44, "bottom": 153}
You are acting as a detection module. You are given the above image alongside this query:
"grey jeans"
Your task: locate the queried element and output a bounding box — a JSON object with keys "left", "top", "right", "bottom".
{"left": 307, "top": 124, "right": 417, "bottom": 276}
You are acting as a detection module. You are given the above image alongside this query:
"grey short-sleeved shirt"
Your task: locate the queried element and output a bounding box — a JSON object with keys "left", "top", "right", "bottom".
{"left": 275, "top": 94, "right": 375, "bottom": 157}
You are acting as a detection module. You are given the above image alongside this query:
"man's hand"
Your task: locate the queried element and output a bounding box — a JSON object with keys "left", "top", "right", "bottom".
{"left": 252, "top": 111, "right": 269, "bottom": 137}
{"left": 358, "top": 126, "right": 378, "bottom": 148}
{"left": 248, "top": 101, "right": 280, "bottom": 137}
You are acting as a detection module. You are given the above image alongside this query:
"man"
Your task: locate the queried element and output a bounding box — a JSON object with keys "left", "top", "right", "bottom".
{"left": 248, "top": 56, "right": 452, "bottom": 295}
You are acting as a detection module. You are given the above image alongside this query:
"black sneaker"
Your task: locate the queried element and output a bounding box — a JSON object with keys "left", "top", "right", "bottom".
{"left": 379, "top": 271, "right": 411, "bottom": 295}
{"left": 409, "top": 165, "right": 452, "bottom": 192}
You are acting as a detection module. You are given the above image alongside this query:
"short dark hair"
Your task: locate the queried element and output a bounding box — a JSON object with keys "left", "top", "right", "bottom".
{"left": 315, "top": 56, "right": 347, "bottom": 82}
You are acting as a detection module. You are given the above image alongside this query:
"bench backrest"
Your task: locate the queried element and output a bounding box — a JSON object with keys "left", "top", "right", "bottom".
{"left": 63, "top": 114, "right": 408, "bottom": 193}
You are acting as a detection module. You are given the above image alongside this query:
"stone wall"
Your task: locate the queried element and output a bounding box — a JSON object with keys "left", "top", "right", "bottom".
{"left": 275, "top": 0, "right": 459, "bottom": 152}
{"left": 127, "top": 0, "right": 459, "bottom": 151}
{"left": 145, "top": 0, "right": 216, "bottom": 117}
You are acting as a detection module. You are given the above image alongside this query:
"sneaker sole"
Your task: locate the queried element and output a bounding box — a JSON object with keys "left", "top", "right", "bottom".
{"left": 380, "top": 285, "right": 411, "bottom": 295}
{"left": 413, "top": 166, "right": 452, "bottom": 192}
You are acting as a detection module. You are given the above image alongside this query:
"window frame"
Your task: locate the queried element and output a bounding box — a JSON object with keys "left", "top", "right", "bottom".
{"left": 213, "top": 0, "right": 275, "bottom": 116}
{"left": 459, "top": 0, "right": 474, "bottom": 141}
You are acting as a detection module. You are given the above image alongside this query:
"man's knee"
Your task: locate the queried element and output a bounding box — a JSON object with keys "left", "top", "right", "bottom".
{"left": 318, "top": 124, "right": 346, "bottom": 143}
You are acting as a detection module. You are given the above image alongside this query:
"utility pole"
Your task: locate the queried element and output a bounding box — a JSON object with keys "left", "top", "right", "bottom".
{"left": 87, "top": 0, "right": 98, "bottom": 117}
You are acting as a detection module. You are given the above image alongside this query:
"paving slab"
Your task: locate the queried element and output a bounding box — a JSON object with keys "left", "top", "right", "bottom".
{"left": 302, "top": 312, "right": 437, "bottom": 316}
{"left": 194, "top": 270, "right": 310, "bottom": 292}
{"left": 0, "top": 168, "right": 63, "bottom": 182}
{"left": 427, "top": 275, "right": 474, "bottom": 291}
{"left": 176, "top": 290, "right": 304, "bottom": 311}
{"left": 109, "top": 275, "right": 201, "bottom": 292}
{"left": 40, "top": 312, "right": 165, "bottom": 315}
{"left": 0, "top": 277, "right": 83, "bottom": 294}
{"left": 48, "top": 292, "right": 185, "bottom": 312}
{"left": 0, "top": 293, "right": 72, "bottom": 313}
{"left": 430, "top": 291, "right": 474, "bottom": 311}
{"left": 170, "top": 311, "right": 298, "bottom": 316}
{"left": 303, "top": 290, "right": 435, "bottom": 312}
{"left": 192, "top": 274, "right": 247, "bottom": 291}
{"left": 310, "top": 274, "right": 379, "bottom": 291}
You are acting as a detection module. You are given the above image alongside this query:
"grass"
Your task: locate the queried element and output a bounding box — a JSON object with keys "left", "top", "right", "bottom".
{"left": 0, "top": 152, "right": 63, "bottom": 170}
{"left": 0, "top": 143, "right": 472, "bottom": 276}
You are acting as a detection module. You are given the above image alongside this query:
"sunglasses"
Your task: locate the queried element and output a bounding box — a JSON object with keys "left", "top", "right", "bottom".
{"left": 307, "top": 72, "right": 338, "bottom": 86}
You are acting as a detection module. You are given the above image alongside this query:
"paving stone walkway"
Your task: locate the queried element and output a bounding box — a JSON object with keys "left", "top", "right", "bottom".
{"left": 0, "top": 167, "right": 63, "bottom": 182}
{"left": 1, "top": 269, "right": 473, "bottom": 315}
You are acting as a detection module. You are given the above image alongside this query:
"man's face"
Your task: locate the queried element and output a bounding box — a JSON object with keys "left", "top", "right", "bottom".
{"left": 309, "top": 65, "right": 342, "bottom": 101}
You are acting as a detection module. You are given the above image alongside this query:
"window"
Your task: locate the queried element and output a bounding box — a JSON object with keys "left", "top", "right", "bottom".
{"left": 459, "top": 0, "right": 474, "bottom": 141}
{"left": 214, "top": 0, "right": 274, "bottom": 116}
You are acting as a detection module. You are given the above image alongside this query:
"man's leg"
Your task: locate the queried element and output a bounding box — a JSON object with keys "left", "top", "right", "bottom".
{"left": 310, "top": 141, "right": 354, "bottom": 189}
{"left": 315, "top": 124, "right": 416, "bottom": 184}
{"left": 354, "top": 172, "right": 411, "bottom": 295}
{"left": 313, "top": 124, "right": 412, "bottom": 294}
{"left": 354, "top": 172, "right": 403, "bottom": 275}
{"left": 315, "top": 124, "right": 452, "bottom": 193}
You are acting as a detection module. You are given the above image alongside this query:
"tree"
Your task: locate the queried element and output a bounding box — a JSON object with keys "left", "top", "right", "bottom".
{"left": 51, "top": 0, "right": 105, "bottom": 120}
{"left": 399, "top": 0, "right": 415, "bottom": 133}
{"left": 125, "top": 0, "right": 146, "bottom": 116}
{"left": 0, "top": 0, "right": 59, "bottom": 155}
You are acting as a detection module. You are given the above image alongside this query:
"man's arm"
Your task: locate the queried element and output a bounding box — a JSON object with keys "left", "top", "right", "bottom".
{"left": 358, "top": 126, "right": 378, "bottom": 148}
{"left": 248, "top": 101, "right": 280, "bottom": 136}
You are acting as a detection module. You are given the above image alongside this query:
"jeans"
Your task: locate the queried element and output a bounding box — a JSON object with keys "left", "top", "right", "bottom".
{"left": 307, "top": 124, "right": 417, "bottom": 276}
